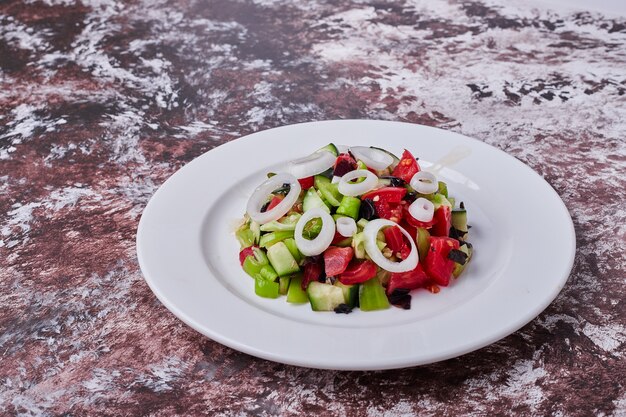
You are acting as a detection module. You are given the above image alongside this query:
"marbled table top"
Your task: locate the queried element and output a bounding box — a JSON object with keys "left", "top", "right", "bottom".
{"left": 1, "top": 0, "right": 625, "bottom": 415}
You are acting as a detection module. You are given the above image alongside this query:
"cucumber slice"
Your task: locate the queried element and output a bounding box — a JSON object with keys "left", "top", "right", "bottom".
{"left": 359, "top": 277, "right": 390, "bottom": 311}
{"left": 260, "top": 213, "right": 301, "bottom": 232}
{"left": 307, "top": 281, "right": 345, "bottom": 311}
{"left": 287, "top": 274, "right": 308, "bottom": 304}
{"left": 279, "top": 276, "right": 291, "bottom": 295}
{"left": 266, "top": 242, "right": 300, "bottom": 276}
{"left": 452, "top": 209, "right": 468, "bottom": 233}
{"left": 314, "top": 175, "right": 342, "bottom": 206}
{"left": 335, "top": 282, "right": 359, "bottom": 307}
{"left": 303, "top": 188, "right": 330, "bottom": 213}
{"left": 416, "top": 227, "right": 430, "bottom": 262}
{"left": 283, "top": 238, "right": 303, "bottom": 264}
{"left": 453, "top": 244, "right": 473, "bottom": 278}
{"left": 317, "top": 143, "right": 339, "bottom": 156}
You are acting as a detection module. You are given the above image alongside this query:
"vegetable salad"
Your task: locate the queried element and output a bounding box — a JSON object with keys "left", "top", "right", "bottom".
{"left": 235, "top": 144, "right": 473, "bottom": 313}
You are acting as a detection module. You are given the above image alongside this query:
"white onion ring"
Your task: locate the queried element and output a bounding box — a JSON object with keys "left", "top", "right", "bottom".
{"left": 337, "top": 169, "right": 378, "bottom": 197}
{"left": 294, "top": 207, "right": 336, "bottom": 256}
{"left": 410, "top": 171, "right": 438, "bottom": 194}
{"left": 363, "top": 219, "right": 418, "bottom": 272}
{"left": 287, "top": 151, "right": 335, "bottom": 179}
{"left": 408, "top": 198, "right": 435, "bottom": 222}
{"left": 350, "top": 146, "right": 394, "bottom": 170}
{"left": 336, "top": 217, "right": 357, "bottom": 237}
{"left": 246, "top": 173, "right": 301, "bottom": 225}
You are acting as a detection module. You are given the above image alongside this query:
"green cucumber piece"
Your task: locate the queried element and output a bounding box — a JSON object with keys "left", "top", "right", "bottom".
{"left": 451, "top": 209, "right": 468, "bottom": 233}
{"left": 356, "top": 218, "right": 369, "bottom": 230}
{"left": 279, "top": 276, "right": 291, "bottom": 295}
{"left": 334, "top": 282, "right": 359, "bottom": 308}
{"left": 307, "top": 281, "right": 345, "bottom": 311}
{"left": 359, "top": 277, "right": 390, "bottom": 311}
{"left": 283, "top": 238, "right": 303, "bottom": 264}
{"left": 427, "top": 193, "right": 452, "bottom": 210}
{"left": 255, "top": 277, "right": 279, "bottom": 298}
{"left": 303, "top": 188, "right": 330, "bottom": 213}
{"left": 448, "top": 197, "right": 456, "bottom": 209}
{"left": 416, "top": 227, "right": 430, "bottom": 262}
{"left": 453, "top": 244, "right": 473, "bottom": 278}
{"left": 266, "top": 242, "right": 300, "bottom": 276}
{"left": 317, "top": 143, "right": 339, "bottom": 156}
{"left": 259, "top": 230, "right": 294, "bottom": 248}
{"left": 287, "top": 274, "right": 309, "bottom": 304}
{"left": 314, "top": 175, "right": 342, "bottom": 206}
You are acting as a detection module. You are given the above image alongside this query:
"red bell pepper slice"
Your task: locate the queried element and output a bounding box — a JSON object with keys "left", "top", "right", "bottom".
{"left": 266, "top": 195, "right": 284, "bottom": 211}
{"left": 387, "top": 263, "right": 429, "bottom": 295}
{"left": 424, "top": 236, "right": 459, "bottom": 287}
{"left": 430, "top": 206, "right": 452, "bottom": 237}
{"left": 392, "top": 149, "right": 421, "bottom": 182}
{"left": 323, "top": 246, "right": 354, "bottom": 276}
{"left": 298, "top": 176, "right": 314, "bottom": 190}
{"left": 361, "top": 187, "right": 406, "bottom": 203}
{"left": 339, "top": 260, "right": 378, "bottom": 285}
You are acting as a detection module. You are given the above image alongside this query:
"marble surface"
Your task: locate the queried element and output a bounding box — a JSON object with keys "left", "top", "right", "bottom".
{"left": 1, "top": 0, "right": 625, "bottom": 415}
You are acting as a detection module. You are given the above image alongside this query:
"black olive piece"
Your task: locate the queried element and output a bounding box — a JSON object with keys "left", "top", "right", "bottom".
{"left": 260, "top": 201, "right": 271, "bottom": 213}
{"left": 388, "top": 289, "right": 412, "bottom": 309}
{"left": 334, "top": 304, "right": 353, "bottom": 314}
{"left": 449, "top": 227, "right": 467, "bottom": 240}
{"left": 448, "top": 249, "right": 468, "bottom": 265}
{"left": 272, "top": 183, "right": 291, "bottom": 195}
{"left": 403, "top": 191, "right": 418, "bottom": 203}
{"left": 359, "top": 199, "right": 378, "bottom": 220}
{"left": 380, "top": 176, "right": 406, "bottom": 187}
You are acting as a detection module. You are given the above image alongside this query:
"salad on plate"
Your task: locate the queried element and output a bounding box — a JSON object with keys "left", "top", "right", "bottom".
{"left": 235, "top": 144, "right": 473, "bottom": 313}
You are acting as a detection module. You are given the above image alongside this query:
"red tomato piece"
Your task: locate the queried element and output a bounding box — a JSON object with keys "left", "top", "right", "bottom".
{"left": 361, "top": 187, "right": 406, "bottom": 203}
{"left": 424, "top": 236, "right": 459, "bottom": 287}
{"left": 266, "top": 195, "right": 284, "bottom": 211}
{"left": 298, "top": 176, "right": 315, "bottom": 190}
{"left": 383, "top": 226, "right": 411, "bottom": 260}
{"left": 339, "top": 260, "right": 378, "bottom": 285}
{"left": 239, "top": 246, "right": 257, "bottom": 266}
{"left": 334, "top": 153, "right": 358, "bottom": 177}
{"left": 430, "top": 206, "right": 452, "bottom": 237}
{"left": 387, "top": 263, "right": 429, "bottom": 295}
{"left": 302, "top": 259, "right": 323, "bottom": 290}
{"left": 331, "top": 231, "right": 347, "bottom": 244}
{"left": 371, "top": 200, "right": 403, "bottom": 223}
{"left": 392, "top": 149, "right": 421, "bottom": 182}
{"left": 323, "top": 246, "right": 354, "bottom": 277}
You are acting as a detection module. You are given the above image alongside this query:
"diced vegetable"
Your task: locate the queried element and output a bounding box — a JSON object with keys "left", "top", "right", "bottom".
{"left": 387, "top": 263, "right": 429, "bottom": 295}
{"left": 307, "top": 281, "right": 345, "bottom": 311}
{"left": 431, "top": 206, "right": 452, "bottom": 237}
{"left": 336, "top": 196, "right": 361, "bottom": 220}
{"left": 287, "top": 274, "right": 309, "bottom": 303}
{"left": 323, "top": 246, "right": 354, "bottom": 276}
{"left": 339, "top": 259, "right": 377, "bottom": 285}
{"left": 255, "top": 276, "right": 280, "bottom": 298}
{"left": 283, "top": 238, "right": 303, "bottom": 264}
{"left": 260, "top": 213, "right": 302, "bottom": 232}
{"left": 391, "top": 149, "right": 420, "bottom": 182}
{"left": 243, "top": 247, "right": 278, "bottom": 282}
{"left": 335, "top": 281, "right": 359, "bottom": 307}
{"left": 259, "top": 230, "right": 295, "bottom": 248}
{"left": 279, "top": 276, "right": 291, "bottom": 295}
{"left": 303, "top": 188, "right": 330, "bottom": 213}
{"left": 424, "top": 236, "right": 460, "bottom": 286}
{"left": 359, "top": 277, "right": 390, "bottom": 311}
{"left": 266, "top": 242, "right": 300, "bottom": 276}
{"left": 236, "top": 227, "right": 255, "bottom": 248}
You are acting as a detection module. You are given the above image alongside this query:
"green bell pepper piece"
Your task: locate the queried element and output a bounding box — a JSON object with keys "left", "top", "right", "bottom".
{"left": 359, "top": 277, "right": 390, "bottom": 311}
{"left": 259, "top": 213, "right": 301, "bottom": 232}
{"left": 243, "top": 247, "right": 278, "bottom": 282}
{"left": 336, "top": 196, "right": 361, "bottom": 220}
{"left": 279, "top": 276, "right": 291, "bottom": 295}
{"left": 283, "top": 238, "right": 303, "bottom": 264}
{"left": 255, "top": 276, "right": 280, "bottom": 298}
{"left": 259, "top": 230, "right": 294, "bottom": 248}
{"left": 314, "top": 175, "right": 342, "bottom": 206}
{"left": 287, "top": 274, "right": 309, "bottom": 304}
{"left": 235, "top": 228, "right": 255, "bottom": 248}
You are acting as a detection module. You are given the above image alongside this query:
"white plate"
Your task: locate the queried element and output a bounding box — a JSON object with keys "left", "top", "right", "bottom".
{"left": 136, "top": 120, "right": 575, "bottom": 370}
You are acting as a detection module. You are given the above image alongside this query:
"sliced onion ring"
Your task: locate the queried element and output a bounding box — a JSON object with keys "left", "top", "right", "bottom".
{"left": 336, "top": 217, "right": 357, "bottom": 237}
{"left": 246, "top": 173, "right": 301, "bottom": 225}
{"left": 410, "top": 171, "right": 438, "bottom": 194}
{"left": 408, "top": 197, "right": 435, "bottom": 222}
{"left": 363, "top": 219, "right": 418, "bottom": 272}
{"left": 287, "top": 150, "right": 335, "bottom": 179}
{"left": 350, "top": 146, "right": 394, "bottom": 170}
{"left": 294, "top": 207, "right": 336, "bottom": 256}
{"left": 338, "top": 169, "right": 378, "bottom": 197}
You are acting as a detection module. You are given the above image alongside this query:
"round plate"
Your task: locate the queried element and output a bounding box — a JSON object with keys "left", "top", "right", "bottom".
{"left": 136, "top": 120, "right": 575, "bottom": 370}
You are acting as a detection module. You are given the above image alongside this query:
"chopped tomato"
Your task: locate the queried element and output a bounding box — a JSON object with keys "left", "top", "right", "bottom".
{"left": 302, "top": 258, "right": 323, "bottom": 290}
{"left": 331, "top": 230, "right": 349, "bottom": 245}
{"left": 373, "top": 200, "right": 403, "bottom": 223}
{"left": 339, "top": 260, "right": 378, "bottom": 285}
{"left": 424, "top": 236, "right": 459, "bottom": 287}
{"left": 361, "top": 187, "right": 406, "bottom": 203}
{"left": 400, "top": 220, "right": 418, "bottom": 244}
{"left": 403, "top": 202, "right": 435, "bottom": 229}
{"left": 266, "top": 195, "right": 284, "bottom": 211}
{"left": 387, "top": 263, "right": 429, "bottom": 295}
{"left": 333, "top": 153, "right": 358, "bottom": 177}
{"left": 430, "top": 206, "right": 452, "bottom": 237}
{"left": 392, "top": 149, "right": 420, "bottom": 182}
{"left": 239, "top": 246, "right": 257, "bottom": 266}
{"left": 383, "top": 226, "right": 411, "bottom": 260}
{"left": 323, "top": 246, "right": 354, "bottom": 276}
{"left": 298, "top": 176, "right": 314, "bottom": 190}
